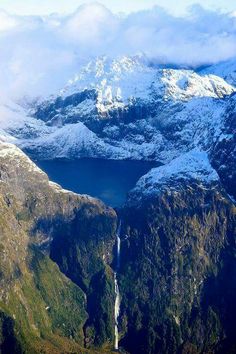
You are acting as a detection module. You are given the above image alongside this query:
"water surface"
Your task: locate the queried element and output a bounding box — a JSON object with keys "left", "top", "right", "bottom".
{"left": 36, "top": 158, "right": 158, "bottom": 207}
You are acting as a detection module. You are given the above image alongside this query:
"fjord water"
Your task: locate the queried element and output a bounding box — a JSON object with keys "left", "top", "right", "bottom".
{"left": 36, "top": 159, "right": 157, "bottom": 207}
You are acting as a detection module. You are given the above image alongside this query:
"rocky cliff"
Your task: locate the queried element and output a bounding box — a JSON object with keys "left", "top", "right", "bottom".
{"left": 117, "top": 152, "right": 236, "bottom": 354}
{"left": 0, "top": 142, "right": 117, "bottom": 353}
{"left": 0, "top": 139, "right": 236, "bottom": 354}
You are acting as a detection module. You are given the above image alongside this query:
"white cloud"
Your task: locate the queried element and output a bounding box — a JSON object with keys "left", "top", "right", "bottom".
{"left": 63, "top": 3, "right": 118, "bottom": 42}
{"left": 0, "top": 3, "right": 236, "bottom": 98}
{"left": 0, "top": 10, "right": 18, "bottom": 32}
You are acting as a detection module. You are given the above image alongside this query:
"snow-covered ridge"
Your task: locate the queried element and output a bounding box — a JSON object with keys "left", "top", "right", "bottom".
{"left": 0, "top": 56, "right": 235, "bottom": 167}
{"left": 0, "top": 97, "right": 51, "bottom": 143}
{"left": 0, "top": 57, "right": 235, "bottom": 204}
{"left": 0, "top": 142, "right": 47, "bottom": 176}
{"left": 130, "top": 150, "right": 219, "bottom": 199}
{"left": 201, "top": 58, "right": 236, "bottom": 87}
{"left": 0, "top": 141, "right": 25, "bottom": 158}
{"left": 56, "top": 56, "right": 235, "bottom": 114}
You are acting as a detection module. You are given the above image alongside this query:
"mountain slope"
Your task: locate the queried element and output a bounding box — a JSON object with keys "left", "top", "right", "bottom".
{"left": 0, "top": 142, "right": 117, "bottom": 353}
{"left": 201, "top": 58, "right": 236, "bottom": 86}
{"left": 118, "top": 151, "right": 236, "bottom": 354}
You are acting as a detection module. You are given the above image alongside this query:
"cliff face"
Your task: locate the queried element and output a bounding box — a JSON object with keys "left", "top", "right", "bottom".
{"left": 0, "top": 142, "right": 117, "bottom": 353}
{"left": 210, "top": 93, "right": 236, "bottom": 200}
{"left": 0, "top": 141, "right": 236, "bottom": 354}
{"left": 117, "top": 155, "right": 236, "bottom": 354}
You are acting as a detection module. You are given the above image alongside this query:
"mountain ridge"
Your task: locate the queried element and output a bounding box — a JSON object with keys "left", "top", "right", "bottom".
{"left": 1, "top": 56, "right": 235, "bottom": 167}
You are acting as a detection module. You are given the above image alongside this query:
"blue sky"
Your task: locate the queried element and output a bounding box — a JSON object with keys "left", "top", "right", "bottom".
{"left": 1, "top": 0, "right": 235, "bottom": 16}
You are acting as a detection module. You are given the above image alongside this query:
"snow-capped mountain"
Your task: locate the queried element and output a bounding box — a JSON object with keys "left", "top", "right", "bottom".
{"left": 33, "top": 56, "right": 235, "bottom": 123}
{"left": 0, "top": 56, "right": 234, "bottom": 163}
{"left": 201, "top": 59, "right": 236, "bottom": 86}
{"left": 0, "top": 55, "right": 235, "bottom": 200}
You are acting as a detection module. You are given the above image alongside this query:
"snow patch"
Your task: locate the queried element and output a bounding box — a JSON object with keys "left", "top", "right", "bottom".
{"left": 131, "top": 150, "right": 219, "bottom": 199}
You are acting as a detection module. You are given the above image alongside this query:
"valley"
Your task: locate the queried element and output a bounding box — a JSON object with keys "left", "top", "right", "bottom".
{"left": 0, "top": 52, "right": 235, "bottom": 354}
{"left": 36, "top": 158, "right": 158, "bottom": 207}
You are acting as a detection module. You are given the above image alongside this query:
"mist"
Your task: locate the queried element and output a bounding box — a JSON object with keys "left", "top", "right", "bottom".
{"left": 0, "top": 3, "right": 235, "bottom": 98}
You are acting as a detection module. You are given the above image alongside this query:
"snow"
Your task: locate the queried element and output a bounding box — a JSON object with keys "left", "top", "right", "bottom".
{"left": 0, "top": 56, "right": 234, "bottom": 205}
{"left": 18, "top": 118, "right": 181, "bottom": 162}
{"left": 0, "top": 142, "right": 24, "bottom": 158}
{"left": 48, "top": 181, "right": 78, "bottom": 195}
{"left": 159, "top": 70, "right": 234, "bottom": 101}
{"left": 58, "top": 56, "right": 156, "bottom": 113}
{"left": 57, "top": 56, "right": 235, "bottom": 114}
{"left": 131, "top": 150, "right": 219, "bottom": 199}
{"left": 19, "top": 122, "right": 121, "bottom": 159}
{"left": 55, "top": 98, "right": 96, "bottom": 123}
{"left": 0, "top": 97, "right": 51, "bottom": 141}
{"left": 201, "top": 58, "right": 236, "bottom": 87}
{"left": 0, "top": 56, "right": 235, "bottom": 165}
{"left": 0, "top": 141, "right": 47, "bottom": 178}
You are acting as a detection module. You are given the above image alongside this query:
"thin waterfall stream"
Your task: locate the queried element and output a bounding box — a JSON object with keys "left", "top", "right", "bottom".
{"left": 114, "top": 221, "right": 121, "bottom": 350}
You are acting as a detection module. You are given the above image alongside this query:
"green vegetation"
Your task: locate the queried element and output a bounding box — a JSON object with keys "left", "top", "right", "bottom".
{"left": 0, "top": 247, "right": 88, "bottom": 353}
{"left": 0, "top": 149, "right": 117, "bottom": 353}
{"left": 118, "top": 183, "right": 236, "bottom": 354}
{"left": 1, "top": 146, "right": 236, "bottom": 353}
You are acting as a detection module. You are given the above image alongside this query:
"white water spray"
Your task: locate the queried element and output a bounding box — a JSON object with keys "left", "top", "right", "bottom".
{"left": 114, "top": 221, "right": 121, "bottom": 351}
{"left": 114, "top": 272, "right": 120, "bottom": 350}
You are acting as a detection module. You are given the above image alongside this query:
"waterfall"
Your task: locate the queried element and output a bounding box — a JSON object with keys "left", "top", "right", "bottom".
{"left": 114, "top": 272, "right": 120, "bottom": 350}
{"left": 116, "top": 222, "right": 121, "bottom": 269}
{"left": 114, "top": 221, "right": 121, "bottom": 351}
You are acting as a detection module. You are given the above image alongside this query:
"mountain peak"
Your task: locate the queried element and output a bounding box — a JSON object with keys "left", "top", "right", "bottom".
{"left": 59, "top": 55, "right": 235, "bottom": 105}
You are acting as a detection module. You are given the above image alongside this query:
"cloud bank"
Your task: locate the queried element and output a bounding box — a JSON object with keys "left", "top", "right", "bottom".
{"left": 0, "top": 2, "right": 236, "bottom": 98}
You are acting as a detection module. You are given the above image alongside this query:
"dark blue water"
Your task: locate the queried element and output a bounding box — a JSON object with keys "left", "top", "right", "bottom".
{"left": 36, "top": 159, "right": 157, "bottom": 207}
